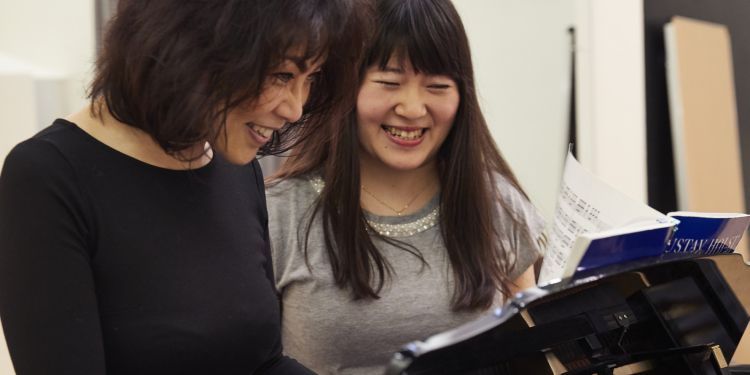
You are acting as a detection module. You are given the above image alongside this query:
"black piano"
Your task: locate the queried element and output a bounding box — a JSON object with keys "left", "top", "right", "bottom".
{"left": 385, "top": 254, "right": 750, "bottom": 375}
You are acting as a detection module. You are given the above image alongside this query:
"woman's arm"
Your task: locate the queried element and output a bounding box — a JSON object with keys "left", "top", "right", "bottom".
{"left": 0, "top": 140, "right": 106, "bottom": 374}
{"left": 510, "top": 266, "right": 537, "bottom": 295}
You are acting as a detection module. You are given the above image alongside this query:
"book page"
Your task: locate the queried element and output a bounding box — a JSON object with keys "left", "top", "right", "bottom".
{"left": 538, "top": 152, "right": 669, "bottom": 284}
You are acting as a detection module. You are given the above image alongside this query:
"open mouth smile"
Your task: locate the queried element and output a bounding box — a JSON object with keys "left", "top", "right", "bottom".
{"left": 248, "top": 123, "right": 275, "bottom": 139}
{"left": 381, "top": 125, "right": 426, "bottom": 141}
{"left": 245, "top": 123, "right": 280, "bottom": 146}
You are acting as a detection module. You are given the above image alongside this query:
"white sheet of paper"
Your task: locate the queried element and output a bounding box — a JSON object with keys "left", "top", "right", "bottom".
{"left": 538, "top": 152, "right": 668, "bottom": 284}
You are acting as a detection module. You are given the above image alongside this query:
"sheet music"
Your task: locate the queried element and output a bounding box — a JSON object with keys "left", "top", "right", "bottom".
{"left": 538, "top": 152, "right": 668, "bottom": 284}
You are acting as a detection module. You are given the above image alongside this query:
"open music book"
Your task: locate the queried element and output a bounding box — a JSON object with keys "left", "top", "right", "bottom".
{"left": 538, "top": 152, "right": 750, "bottom": 285}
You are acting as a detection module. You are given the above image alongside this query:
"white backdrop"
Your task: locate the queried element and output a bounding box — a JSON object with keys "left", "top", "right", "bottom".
{"left": 0, "top": 0, "right": 94, "bottom": 166}
{"left": 454, "top": 0, "right": 575, "bottom": 220}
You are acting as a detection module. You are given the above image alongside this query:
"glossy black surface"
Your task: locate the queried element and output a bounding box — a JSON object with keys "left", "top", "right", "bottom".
{"left": 388, "top": 254, "right": 749, "bottom": 374}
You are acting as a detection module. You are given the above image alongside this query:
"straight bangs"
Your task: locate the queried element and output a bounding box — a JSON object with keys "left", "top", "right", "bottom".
{"left": 367, "top": 0, "right": 466, "bottom": 81}
{"left": 258, "top": 0, "right": 369, "bottom": 156}
{"left": 218, "top": 0, "right": 341, "bottom": 155}
{"left": 366, "top": 0, "right": 473, "bottom": 166}
{"left": 224, "top": 0, "right": 335, "bottom": 104}
{"left": 256, "top": 7, "right": 334, "bottom": 156}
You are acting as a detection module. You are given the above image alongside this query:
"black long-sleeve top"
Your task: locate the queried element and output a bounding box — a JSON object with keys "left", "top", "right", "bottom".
{"left": 0, "top": 119, "right": 310, "bottom": 374}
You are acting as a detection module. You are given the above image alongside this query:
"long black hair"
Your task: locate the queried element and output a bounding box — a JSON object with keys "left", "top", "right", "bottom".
{"left": 275, "top": 0, "right": 534, "bottom": 310}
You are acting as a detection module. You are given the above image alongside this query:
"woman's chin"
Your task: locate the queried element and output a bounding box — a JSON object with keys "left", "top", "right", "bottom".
{"left": 381, "top": 158, "right": 429, "bottom": 172}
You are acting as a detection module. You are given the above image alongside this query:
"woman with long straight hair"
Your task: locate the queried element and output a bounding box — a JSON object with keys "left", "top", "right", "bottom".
{"left": 267, "top": 0, "right": 547, "bottom": 372}
{"left": 0, "top": 0, "right": 369, "bottom": 373}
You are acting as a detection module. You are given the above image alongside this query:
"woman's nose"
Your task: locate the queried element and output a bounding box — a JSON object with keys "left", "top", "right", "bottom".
{"left": 394, "top": 87, "right": 427, "bottom": 120}
{"left": 276, "top": 82, "right": 308, "bottom": 123}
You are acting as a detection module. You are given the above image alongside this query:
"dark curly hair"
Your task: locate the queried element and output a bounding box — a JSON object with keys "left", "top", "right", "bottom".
{"left": 90, "top": 0, "right": 372, "bottom": 157}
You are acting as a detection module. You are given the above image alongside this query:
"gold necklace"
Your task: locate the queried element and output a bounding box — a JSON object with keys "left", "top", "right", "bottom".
{"left": 361, "top": 182, "right": 430, "bottom": 216}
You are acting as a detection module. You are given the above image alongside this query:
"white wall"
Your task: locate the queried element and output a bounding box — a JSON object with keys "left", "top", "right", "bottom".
{"left": 455, "top": 0, "right": 650, "bottom": 219}
{"left": 0, "top": 1, "right": 96, "bottom": 373}
{"left": 454, "top": 0, "right": 575, "bottom": 220}
{"left": 0, "top": 0, "right": 95, "bottom": 163}
{"left": 0, "top": 0, "right": 95, "bottom": 105}
{"left": 574, "top": 0, "right": 648, "bottom": 203}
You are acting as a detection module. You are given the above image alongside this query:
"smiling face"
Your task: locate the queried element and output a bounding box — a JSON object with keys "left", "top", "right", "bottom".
{"left": 356, "top": 57, "right": 460, "bottom": 172}
{"left": 216, "top": 58, "right": 323, "bottom": 165}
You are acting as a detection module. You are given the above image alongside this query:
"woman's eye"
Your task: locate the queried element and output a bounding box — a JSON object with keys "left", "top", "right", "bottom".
{"left": 272, "top": 72, "right": 294, "bottom": 84}
{"left": 427, "top": 83, "right": 452, "bottom": 90}
{"left": 374, "top": 80, "right": 399, "bottom": 87}
{"left": 307, "top": 71, "right": 322, "bottom": 83}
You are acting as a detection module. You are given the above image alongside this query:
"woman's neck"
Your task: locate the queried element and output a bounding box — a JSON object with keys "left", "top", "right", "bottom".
{"left": 66, "top": 103, "right": 212, "bottom": 170}
{"left": 359, "top": 154, "right": 440, "bottom": 217}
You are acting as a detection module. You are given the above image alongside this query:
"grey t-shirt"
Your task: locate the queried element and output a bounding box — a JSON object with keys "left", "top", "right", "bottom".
{"left": 267, "top": 175, "right": 546, "bottom": 375}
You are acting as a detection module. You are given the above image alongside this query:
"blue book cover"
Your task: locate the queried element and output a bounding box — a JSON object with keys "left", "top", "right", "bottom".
{"left": 569, "top": 212, "right": 749, "bottom": 278}
{"left": 575, "top": 221, "right": 675, "bottom": 272}
{"left": 575, "top": 224, "right": 676, "bottom": 273}
{"left": 665, "top": 212, "right": 750, "bottom": 255}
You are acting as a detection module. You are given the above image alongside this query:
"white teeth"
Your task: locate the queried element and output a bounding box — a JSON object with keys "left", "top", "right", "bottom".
{"left": 251, "top": 124, "right": 274, "bottom": 138}
{"left": 383, "top": 126, "right": 424, "bottom": 140}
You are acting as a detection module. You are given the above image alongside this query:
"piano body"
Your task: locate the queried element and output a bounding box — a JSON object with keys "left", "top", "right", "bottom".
{"left": 386, "top": 254, "right": 750, "bottom": 375}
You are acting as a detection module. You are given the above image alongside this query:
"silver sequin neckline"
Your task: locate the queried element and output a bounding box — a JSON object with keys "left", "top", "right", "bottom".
{"left": 309, "top": 176, "right": 439, "bottom": 237}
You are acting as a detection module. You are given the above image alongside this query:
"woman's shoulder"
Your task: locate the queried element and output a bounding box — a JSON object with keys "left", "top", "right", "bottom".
{"left": 1, "top": 121, "right": 92, "bottom": 232}
{"left": 265, "top": 173, "right": 324, "bottom": 285}
{"left": 491, "top": 172, "right": 546, "bottom": 232}
{"left": 3, "top": 120, "right": 86, "bottom": 181}
{"left": 266, "top": 173, "right": 320, "bottom": 198}
{"left": 265, "top": 173, "right": 322, "bottom": 219}
{"left": 4, "top": 119, "right": 107, "bottom": 179}
{"left": 492, "top": 173, "right": 529, "bottom": 207}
